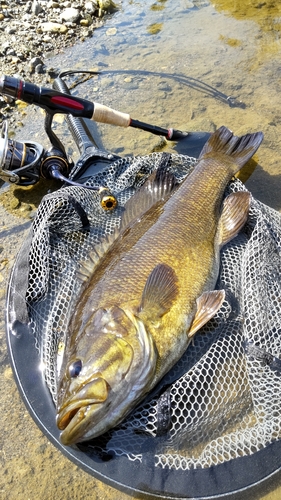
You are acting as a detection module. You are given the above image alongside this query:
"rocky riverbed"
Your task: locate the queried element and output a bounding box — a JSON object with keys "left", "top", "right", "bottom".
{"left": 0, "top": 0, "right": 117, "bottom": 121}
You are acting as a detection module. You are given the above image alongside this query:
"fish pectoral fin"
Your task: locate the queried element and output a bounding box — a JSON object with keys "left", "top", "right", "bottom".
{"left": 217, "top": 191, "right": 251, "bottom": 249}
{"left": 188, "top": 289, "right": 225, "bottom": 338}
{"left": 139, "top": 263, "right": 178, "bottom": 320}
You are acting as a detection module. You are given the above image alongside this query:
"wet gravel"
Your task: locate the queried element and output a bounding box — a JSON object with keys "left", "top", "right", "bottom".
{"left": 0, "top": 0, "right": 117, "bottom": 120}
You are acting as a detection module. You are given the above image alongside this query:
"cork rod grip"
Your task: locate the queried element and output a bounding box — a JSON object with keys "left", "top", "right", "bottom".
{"left": 92, "top": 102, "right": 131, "bottom": 127}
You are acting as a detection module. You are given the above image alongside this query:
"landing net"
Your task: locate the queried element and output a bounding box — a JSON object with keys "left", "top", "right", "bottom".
{"left": 26, "top": 151, "right": 281, "bottom": 471}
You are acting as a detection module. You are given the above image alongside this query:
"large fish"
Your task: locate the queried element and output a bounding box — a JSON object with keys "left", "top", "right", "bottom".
{"left": 56, "top": 126, "right": 263, "bottom": 445}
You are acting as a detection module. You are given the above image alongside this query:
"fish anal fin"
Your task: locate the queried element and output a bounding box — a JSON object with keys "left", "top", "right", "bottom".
{"left": 218, "top": 191, "right": 251, "bottom": 248}
{"left": 188, "top": 289, "right": 225, "bottom": 338}
{"left": 139, "top": 263, "right": 178, "bottom": 320}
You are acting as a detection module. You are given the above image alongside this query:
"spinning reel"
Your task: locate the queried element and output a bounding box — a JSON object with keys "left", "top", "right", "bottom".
{"left": 0, "top": 120, "right": 118, "bottom": 210}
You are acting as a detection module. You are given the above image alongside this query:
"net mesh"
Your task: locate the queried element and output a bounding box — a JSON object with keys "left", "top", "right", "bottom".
{"left": 25, "top": 151, "right": 281, "bottom": 471}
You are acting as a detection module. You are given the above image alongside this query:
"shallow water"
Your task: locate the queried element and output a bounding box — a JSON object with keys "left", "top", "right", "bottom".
{"left": 1, "top": 0, "right": 281, "bottom": 499}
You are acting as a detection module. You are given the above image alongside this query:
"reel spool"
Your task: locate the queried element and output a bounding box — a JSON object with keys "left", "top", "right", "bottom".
{"left": 0, "top": 120, "right": 43, "bottom": 185}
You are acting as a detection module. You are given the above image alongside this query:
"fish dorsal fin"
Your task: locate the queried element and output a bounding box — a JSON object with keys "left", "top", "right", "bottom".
{"left": 77, "top": 154, "right": 178, "bottom": 284}
{"left": 217, "top": 191, "right": 251, "bottom": 249}
{"left": 121, "top": 153, "right": 178, "bottom": 230}
{"left": 188, "top": 289, "right": 225, "bottom": 338}
{"left": 139, "top": 263, "right": 179, "bottom": 321}
{"left": 76, "top": 229, "right": 119, "bottom": 283}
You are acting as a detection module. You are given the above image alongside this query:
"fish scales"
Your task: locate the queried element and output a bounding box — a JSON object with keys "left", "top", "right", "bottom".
{"left": 56, "top": 126, "right": 263, "bottom": 444}
{"left": 74, "top": 155, "right": 242, "bottom": 341}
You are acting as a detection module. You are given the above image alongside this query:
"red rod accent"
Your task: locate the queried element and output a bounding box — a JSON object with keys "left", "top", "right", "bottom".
{"left": 17, "top": 79, "right": 23, "bottom": 100}
{"left": 167, "top": 128, "right": 173, "bottom": 139}
{"left": 51, "top": 96, "right": 84, "bottom": 110}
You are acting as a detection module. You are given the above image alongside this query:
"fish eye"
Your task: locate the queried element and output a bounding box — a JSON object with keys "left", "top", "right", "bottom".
{"left": 69, "top": 359, "right": 82, "bottom": 378}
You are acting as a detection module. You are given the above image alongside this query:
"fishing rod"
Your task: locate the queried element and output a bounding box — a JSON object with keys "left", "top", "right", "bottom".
{"left": 0, "top": 74, "right": 188, "bottom": 141}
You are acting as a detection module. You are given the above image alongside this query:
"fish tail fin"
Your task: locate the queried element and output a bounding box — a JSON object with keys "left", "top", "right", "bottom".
{"left": 198, "top": 126, "right": 263, "bottom": 172}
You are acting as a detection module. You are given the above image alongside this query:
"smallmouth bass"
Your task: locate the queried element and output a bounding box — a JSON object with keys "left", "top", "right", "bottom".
{"left": 56, "top": 126, "right": 263, "bottom": 445}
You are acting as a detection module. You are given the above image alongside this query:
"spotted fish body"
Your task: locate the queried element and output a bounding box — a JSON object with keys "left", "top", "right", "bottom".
{"left": 56, "top": 126, "right": 263, "bottom": 445}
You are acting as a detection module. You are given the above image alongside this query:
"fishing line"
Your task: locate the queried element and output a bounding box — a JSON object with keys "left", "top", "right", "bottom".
{"left": 59, "top": 69, "right": 245, "bottom": 108}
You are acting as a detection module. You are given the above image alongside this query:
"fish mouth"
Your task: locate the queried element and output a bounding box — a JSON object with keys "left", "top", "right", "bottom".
{"left": 57, "top": 402, "right": 106, "bottom": 446}
{"left": 57, "top": 376, "right": 110, "bottom": 445}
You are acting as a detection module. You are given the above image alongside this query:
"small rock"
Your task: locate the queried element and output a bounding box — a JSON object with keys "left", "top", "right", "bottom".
{"left": 2, "top": 41, "right": 10, "bottom": 51}
{"left": 25, "top": 2, "right": 32, "bottom": 13}
{"left": 22, "top": 13, "right": 32, "bottom": 22}
{"left": 106, "top": 27, "right": 117, "bottom": 36}
{"left": 10, "top": 198, "right": 21, "bottom": 210}
{"left": 60, "top": 7, "right": 80, "bottom": 23}
{"left": 64, "top": 21, "right": 77, "bottom": 28}
{"left": 29, "top": 56, "right": 44, "bottom": 71}
{"left": 5, "top": 27, "right": 17, "bottom": 35}
{"left": 80, "top": 19, "right": 90, "bottom": 26}
{"left": 29, "top": 56, "right": 44, "bottom": 68}
{"left": 39, "top": 22, "right": 68, "bottom": 33}
{"left": 85, "top": 1, "right": 97, "bottom": 13}
{"left": 32, "top": 1, "right": 44, "bottom": 15}
{"left": 35, "top": 64, "right": 45, "bottom": 74}
{"left": 11, "top": 56, "right": 20, "bottom": 65}
{"left": 43, "top": 35, "right": 52, "bottom": 42}
{"left": 6, "top": 48, "right": 17, "bottom": 56}
{"left": 157, "top": 82, "right": 172, "bottom": 92}
{"left": 82, "top": 28, "right": 93, "bottom": 38}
